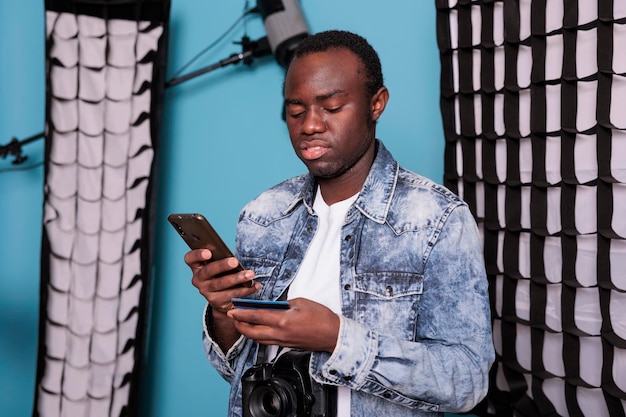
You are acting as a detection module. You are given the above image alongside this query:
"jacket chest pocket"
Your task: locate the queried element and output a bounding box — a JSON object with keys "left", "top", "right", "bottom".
{"left": 353, "top": 272, "right": 424, "bottom": 341}
{"left": 240, "top": 257, "right": 279, "bottom": 298}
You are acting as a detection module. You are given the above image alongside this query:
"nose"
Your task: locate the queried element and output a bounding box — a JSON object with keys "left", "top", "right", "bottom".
{"left": 302, "top": 108, "right": 326, "bottom": 135}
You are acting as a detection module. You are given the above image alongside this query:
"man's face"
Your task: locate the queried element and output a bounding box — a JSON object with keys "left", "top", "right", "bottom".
{"left": 283, "top": 48, "right": 385, "bottom": 181}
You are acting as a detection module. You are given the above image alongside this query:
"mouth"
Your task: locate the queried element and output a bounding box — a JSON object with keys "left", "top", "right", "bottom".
{"left": 300, "top": 143, "right": 329, "bottom": 161}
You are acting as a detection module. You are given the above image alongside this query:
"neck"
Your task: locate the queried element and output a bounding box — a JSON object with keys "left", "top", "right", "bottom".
{"left": 317, "top": 178, "right": 360, "bottom": 205}
{"left": 317, "top": 141, "right": 377, "bottom": 205}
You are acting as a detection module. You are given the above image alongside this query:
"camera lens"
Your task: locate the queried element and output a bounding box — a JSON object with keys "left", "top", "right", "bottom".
{"left": 248, "top": 380, "right": 297, "bottom": 417}
{"left": 260, "top": 389, "right": 280, "bottom": 415}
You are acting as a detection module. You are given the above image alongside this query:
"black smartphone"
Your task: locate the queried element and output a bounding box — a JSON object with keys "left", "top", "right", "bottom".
{"left": 231, "top": 298, "right": 290, "bottom": 310}
{"left": 167, "top": 213, "right": 251, "bottom": 285}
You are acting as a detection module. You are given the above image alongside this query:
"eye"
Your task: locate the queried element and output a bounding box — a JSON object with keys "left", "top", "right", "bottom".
{"left": 325, "top": 106, "right": 342, "bottom": 113}
{"left": 288, "top": 110, "right": 305, "bottom": 119}
{"left": 286, "top": 104, "right": 305, "bottom": 119}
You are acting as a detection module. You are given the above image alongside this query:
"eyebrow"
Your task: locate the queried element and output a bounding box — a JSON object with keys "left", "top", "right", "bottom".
{"left": 284, "top": 89, "right": 347, "bottom": 106}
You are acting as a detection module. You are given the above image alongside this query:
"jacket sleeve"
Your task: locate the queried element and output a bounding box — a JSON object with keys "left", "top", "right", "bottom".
{"left": 201, "top": 302, "right": 248, "bottom": 384}
{"left": 309, "top": 205, "right": 495, "bottom": 413}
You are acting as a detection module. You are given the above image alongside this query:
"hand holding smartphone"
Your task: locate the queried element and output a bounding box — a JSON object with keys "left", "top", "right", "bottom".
{"left": 168, "top": 213, "right": 252, "bottom": 286}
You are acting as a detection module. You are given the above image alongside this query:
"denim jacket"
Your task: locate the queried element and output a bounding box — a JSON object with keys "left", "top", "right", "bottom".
{"left": 202, "top": 140, "right": 494, "bottom": 417}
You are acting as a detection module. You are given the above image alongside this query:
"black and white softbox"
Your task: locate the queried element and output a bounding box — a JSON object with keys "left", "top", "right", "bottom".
{"left": 34, "top": 1, "right": 170, "bottom": 416}
{"left": 436, "top": 0, "right": 626, "bottom": 416}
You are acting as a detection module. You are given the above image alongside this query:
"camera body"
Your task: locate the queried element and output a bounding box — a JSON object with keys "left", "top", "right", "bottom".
{"left": 241, "top": 350, "right": 336, "bottom": 417}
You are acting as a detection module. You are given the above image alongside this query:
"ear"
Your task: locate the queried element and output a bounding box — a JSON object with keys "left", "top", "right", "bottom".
{"left": 370, "top": 86, "right": 389, "bottom": 122}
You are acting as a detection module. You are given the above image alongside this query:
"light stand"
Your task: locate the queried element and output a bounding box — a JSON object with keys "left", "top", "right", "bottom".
{"left": 0, "top": 132, "right": 44, "bottom": 165}
{"left": 165, "top": 36, "right": 271, "bottom": 88}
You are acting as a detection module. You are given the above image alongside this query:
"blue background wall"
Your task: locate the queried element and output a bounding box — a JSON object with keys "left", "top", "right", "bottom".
{"left": 0, "top": 1, "right": 448, "bottom": 416}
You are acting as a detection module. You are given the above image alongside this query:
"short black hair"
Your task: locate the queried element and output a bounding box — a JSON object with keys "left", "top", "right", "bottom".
{"left": 288, "top": 30, "right": 384, "bottom": 98}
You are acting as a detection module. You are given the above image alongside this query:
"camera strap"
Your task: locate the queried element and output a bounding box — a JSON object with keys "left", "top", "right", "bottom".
{"left": 255, "top": 344, "right": 287, "bottom": 365}
{"left": 254, "top": 288, "right": 289, "bottom": 365}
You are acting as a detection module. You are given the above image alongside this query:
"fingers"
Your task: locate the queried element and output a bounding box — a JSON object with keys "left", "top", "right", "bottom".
{"left": 227, "top": 298, "right": 340, "bottom": 352}
{"left": 228, "top": 307, "right": 288, "bottom": 326}
{"left": 184, "top": 249, "right": 239, "bottom": 273}
{"left": 208, "top": 279, "right": 261, "bottom": 314}
{"left": 228, "top": 309, "right": 289, "bottom": 346}
{"left": 196, "top": 271, "right": 258, "bottom": 313}
{"left": 184, "top": 248, "right": 212, "bottom": 268}
{"left": 185, "top": 249, "right": 243, "bottom": 285}
{"left": 212, "top": 300, "right": 235, "bottom": 315}
{"left": 184, "top": 248, "right": 258, "bottom": 313}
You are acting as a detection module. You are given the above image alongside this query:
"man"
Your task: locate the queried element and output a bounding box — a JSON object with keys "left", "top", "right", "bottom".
{"left": 185, "top": 30, "right": 494, "bottom": 417}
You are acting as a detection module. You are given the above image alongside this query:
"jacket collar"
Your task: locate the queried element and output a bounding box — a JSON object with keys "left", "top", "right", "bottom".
{"left": 286, "top": 140, "right": 399, "bottom": 224}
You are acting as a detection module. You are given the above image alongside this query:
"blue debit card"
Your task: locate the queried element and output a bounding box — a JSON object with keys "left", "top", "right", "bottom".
{"left": 231, "top": 298, "right": 290, "bottom": 310}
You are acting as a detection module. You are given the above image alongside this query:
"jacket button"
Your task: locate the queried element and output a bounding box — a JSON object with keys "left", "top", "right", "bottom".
{"left": 344, "top": 284, "right": 351, "bottom": 290}
{"left": 343, "top": 375, "right": 352, "bottom": 381}
{"left": 307, "top": 226, "right": 313, "bottom": 233}
{"left": 383, "top": 392, "right": 392, "bottom": 398}
{"left": 329, "top": 369, "right": 337, "bottom": 375}
{"left": 344, "top": 235, "right": 352, "bottom": 241}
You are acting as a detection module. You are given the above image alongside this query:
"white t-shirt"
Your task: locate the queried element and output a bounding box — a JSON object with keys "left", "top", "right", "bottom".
{"left": 287, "top": 187, "right": 356, "bottom": 312}
{"left": 273, "top": 186, "right": 357, "bottom": 417}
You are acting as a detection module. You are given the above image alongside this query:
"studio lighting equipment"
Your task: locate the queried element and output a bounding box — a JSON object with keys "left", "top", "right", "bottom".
{"left": 257, "top": 0, "right": 309, "bottom": 67}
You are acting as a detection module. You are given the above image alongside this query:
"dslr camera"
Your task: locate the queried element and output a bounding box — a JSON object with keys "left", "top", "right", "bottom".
{"left": 241, "top": 350, "right": 336, "bottom": 417}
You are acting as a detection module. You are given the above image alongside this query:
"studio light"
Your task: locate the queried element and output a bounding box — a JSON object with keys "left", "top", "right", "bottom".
{"left": 257, "top": 0, "right": 309, "bottom": 67}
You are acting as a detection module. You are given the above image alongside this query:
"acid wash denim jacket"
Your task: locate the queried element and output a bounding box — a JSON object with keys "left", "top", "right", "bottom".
{"left": 201, "top": 140, "right": 495, "bottom": 417}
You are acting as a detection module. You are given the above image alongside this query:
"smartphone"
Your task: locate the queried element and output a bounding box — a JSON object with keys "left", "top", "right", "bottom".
{"left": 167, "top": 213, "right": 251, "bottom": 285}
{"left": 231, "top": 298, "right": 290, "bottom": 310}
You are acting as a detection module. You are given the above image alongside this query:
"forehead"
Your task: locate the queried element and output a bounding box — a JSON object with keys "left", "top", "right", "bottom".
{"left": 284, "top": 48, "right": 366, "bottom": 96}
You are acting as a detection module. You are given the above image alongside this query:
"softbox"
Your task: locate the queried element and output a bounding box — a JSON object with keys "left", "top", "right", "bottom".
{"left": 34, "top": 1, "right": 170, "bottom": 416}
{"left": 436, "top": 1, "right": 626, "bottom": 416}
